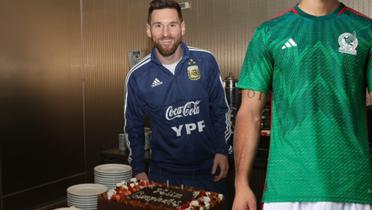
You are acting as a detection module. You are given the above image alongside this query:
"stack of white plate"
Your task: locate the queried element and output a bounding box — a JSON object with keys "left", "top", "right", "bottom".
{"left": 67, "top": 183, "right": 107, "bottom": 210}
{"left": 94, "top": 164, "right": 132, "bottom": 189}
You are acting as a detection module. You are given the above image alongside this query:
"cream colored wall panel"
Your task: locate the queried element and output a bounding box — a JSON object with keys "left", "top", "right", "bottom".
{"left": 82, "top": 0, "right": 151, "bottom": 166}
{"left": 182, "top": 0, "right": 267, "bottom": 79}
{"left": 342, "top": 0, "right": 371, "bottom": 16}
{"left": 83, "top": 0, "right": 149, "bottom": 90}
{"left": 83, "top": 0, "right": 371, "bottom": 85}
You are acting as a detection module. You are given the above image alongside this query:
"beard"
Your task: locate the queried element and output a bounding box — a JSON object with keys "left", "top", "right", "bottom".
{"left": 153, "top": 38, "right": 182, "bottom": 57}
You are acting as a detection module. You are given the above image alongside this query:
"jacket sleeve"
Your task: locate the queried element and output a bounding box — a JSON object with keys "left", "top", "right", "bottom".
{"left": 124, "top": 73, "right": 146, "bottom": 176}
{"left": 207, "top": 55, "right": 232, "bottom": 156}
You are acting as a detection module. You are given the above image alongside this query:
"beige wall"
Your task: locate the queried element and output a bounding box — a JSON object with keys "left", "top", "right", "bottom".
{"left": 82, "top": 0, "right": 371, "bottom": 84}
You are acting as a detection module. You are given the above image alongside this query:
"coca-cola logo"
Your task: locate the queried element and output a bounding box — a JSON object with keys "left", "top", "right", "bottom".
{"left": 165, "top": 101, "right": 200, "bottom": 120}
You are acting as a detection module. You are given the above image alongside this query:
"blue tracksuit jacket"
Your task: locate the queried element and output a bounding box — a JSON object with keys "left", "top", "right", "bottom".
{"left": 124, "top": 42, "right": 232, "bottom": 176}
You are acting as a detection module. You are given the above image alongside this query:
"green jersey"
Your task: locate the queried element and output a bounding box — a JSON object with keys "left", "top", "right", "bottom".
{"left": 237, "top": 3, "right": 372, "bottom": 204}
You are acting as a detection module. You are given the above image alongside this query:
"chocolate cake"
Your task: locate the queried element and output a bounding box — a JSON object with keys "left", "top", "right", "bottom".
{"left": 98, "top": 178, "right": 226, "bottom": 210}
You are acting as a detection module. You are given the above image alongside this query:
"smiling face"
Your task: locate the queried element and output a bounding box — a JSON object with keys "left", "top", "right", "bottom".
{"left": 147, "top": 8, "right": 185, "bottom": 58}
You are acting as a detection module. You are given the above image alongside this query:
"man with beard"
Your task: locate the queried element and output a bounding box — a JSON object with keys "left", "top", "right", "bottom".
{"left": 124, "top": 0, "right": 232, "bottom": 201}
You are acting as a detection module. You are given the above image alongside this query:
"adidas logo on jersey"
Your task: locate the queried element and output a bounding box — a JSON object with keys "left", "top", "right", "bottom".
{"left": 151, "top": 78, "right": 163, "bottom": 88}
{"left": 281, "top": 38, "right": 297, "bottom": 49}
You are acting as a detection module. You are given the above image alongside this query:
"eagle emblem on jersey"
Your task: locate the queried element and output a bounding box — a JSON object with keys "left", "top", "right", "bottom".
{"left": 338, "top": 32, "right": 358, "bottom": 55}
{"left": 187, "top": 59, "right": 200, "bottom": 80}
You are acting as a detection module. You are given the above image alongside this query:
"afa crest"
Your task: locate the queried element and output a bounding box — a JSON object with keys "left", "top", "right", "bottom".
{"left": 187, "top": 59, "right": 200, "bottom": 80}
{"left": 187, "top": 65, "right": 200, "bottom": 80}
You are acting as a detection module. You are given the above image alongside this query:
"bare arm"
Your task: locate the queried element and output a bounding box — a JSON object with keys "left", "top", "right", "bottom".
{"left": 232, "top": 90, "right": 266, "bottom": 210}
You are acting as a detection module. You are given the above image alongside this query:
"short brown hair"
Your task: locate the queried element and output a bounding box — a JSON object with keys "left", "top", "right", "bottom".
{"left": 148, "top": 0, "right": 183, "bottom": 23}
